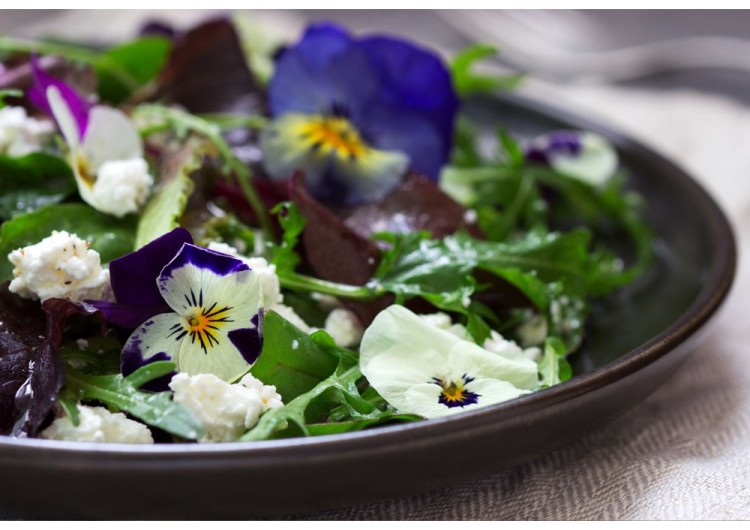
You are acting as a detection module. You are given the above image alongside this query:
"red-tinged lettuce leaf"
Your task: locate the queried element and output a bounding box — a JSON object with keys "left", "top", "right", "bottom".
{"left": 339, "top": 172, "right": 482, "bottom": 240}
{"left": 291, "top": 174, "right": 391, "bottom": 325}
{"left": 0, "top": 282, "right": 108, "bottom": 437}
{"left": 291, "top": 173, "right": 484, "bottom": 325}
{"left": 154, "top": 18, "right": 266, "bottom": 117}
{"left": 0, "top": 284, "right": 47, "bottom": 433}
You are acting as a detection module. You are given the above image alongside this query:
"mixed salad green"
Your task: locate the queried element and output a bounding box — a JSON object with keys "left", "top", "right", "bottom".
{"left": 0, "top": 17, "right": 650, "bottom": 444}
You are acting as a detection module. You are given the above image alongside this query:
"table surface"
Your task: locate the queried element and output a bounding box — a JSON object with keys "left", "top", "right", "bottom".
{"left": 2, "top": 9, "right": 749, "bottom": 521}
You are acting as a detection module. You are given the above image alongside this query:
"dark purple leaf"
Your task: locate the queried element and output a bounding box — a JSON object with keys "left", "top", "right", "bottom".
{"left": 291, "top": 174, "right": 392, "bottom": 325}
{"left": 0, "top": 282, "right": 108, "bottom": 437}
{"left": 0, "top": 284, "right": 46, "bottom": 434}
{"left": 154, "top": 18, "right": 266, "bottom": 116}
{"left": 339, "top": 172, "right": 482, "bottom": 241}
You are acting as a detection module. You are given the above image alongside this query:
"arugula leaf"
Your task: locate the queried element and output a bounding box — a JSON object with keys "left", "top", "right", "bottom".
{"left": 61, "top": 361, "right": 203, "bottom": 440}
{"left": 451, "top": 44, "right": 525, "bottom": 97}
{"left": 242, "top": 347, "right": 410, "bottom": 441}
{"left": 249, "top": 310, "right": 338, "bottom": 402}
{"left": 0, "top": 203, "right": 136, "bottom": 280}
{"left": 0, "top": 153, "right": 76, "bottom": 219}
{"left": 268, "top": 202, "right": 306, "bottom": 274}
{"left": 95, "top": 36, "right": 172, "bottom": 104}
{"left": 538, "top": 337, "right": 572, "bottom": 388}
{"left": 135, "top": 150, "right": 197, "bottom": 248}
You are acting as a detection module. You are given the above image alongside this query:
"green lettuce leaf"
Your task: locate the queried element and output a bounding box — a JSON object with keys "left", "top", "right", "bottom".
{"left": 0, "top": 203, "right": 136, "bottom": 280}
{"left": 0, "top": 153, "right": 76, "bottom": 219}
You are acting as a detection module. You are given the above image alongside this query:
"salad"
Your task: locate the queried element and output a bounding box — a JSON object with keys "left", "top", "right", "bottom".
{"left": 0, "top": 17, "right": 651, "bottom": 444}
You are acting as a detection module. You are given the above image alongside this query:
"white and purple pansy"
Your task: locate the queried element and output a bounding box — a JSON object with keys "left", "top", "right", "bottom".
{"left": 261, "top": 22, "right": 459, "bottom": 205}
{"left": 525, "top": 130, "right": 618, "bottom": 186}
{"left": 29, "top": 56, "right": 153, "bottom": 218}
{"left": 359, "top": 305, "right": 539, "bottom": 419}
{"left": 90, "top": 228, "right": 264, "bottom": 383}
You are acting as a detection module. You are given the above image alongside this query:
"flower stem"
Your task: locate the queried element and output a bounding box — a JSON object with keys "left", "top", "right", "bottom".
{"left": 278, "top": 272, "right": 382, "bottom": 301}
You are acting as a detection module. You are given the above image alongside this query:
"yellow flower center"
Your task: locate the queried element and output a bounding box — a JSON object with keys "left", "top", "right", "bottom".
{"left": 298, "top": 116, "right": 368, "bottom": 160}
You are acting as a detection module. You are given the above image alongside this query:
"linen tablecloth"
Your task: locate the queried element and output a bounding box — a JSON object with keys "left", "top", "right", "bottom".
{"left": 1, "top": 10, "right": 749, "bottom": 521}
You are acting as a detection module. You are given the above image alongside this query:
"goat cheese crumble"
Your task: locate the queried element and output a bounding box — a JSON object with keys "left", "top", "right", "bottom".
{"left": 91, "top": 158, "right": 154, "bottom": 218}
{"left": 324, "top": 308, "right": 363, "bottom": 348}
{"left": 40, "top": 404, "right": 154, "bottom": 444}
{"left": 169, "top": 372, "right": 283, "bottom": 443}
{"left": 0, "top": 105, "right": 53, "bottom": 157}
{"left": 8, "top": 230, "right": 110, "bottom": 302}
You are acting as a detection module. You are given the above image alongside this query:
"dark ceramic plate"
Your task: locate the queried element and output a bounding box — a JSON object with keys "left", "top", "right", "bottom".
{"left": 0, "top": 93, "right": 736, "bottom": 520}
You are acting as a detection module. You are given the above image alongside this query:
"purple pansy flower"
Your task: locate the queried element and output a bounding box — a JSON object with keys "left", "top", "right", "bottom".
{"left": 260, "top": 22, "right": 459, "bottom": 205}
{"left": 92, "top": 228, "right": 264, "bottom": 382}
{"left": 30, "top": 58, "right": 153, "bottom": 218}
{"left": 525, "top": 130, "right": 618, "bottom": 186}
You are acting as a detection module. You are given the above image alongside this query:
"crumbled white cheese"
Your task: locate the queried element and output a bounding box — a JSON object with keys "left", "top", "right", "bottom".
{"left": 418, "top": 311, "right": 541, "bottom": 361}
{"left": 418, "top": 312, "right": 470, "bottom": 338}
{"left": 206, "top": 242, "right": 283, "bottom": 309}
{"left": 324, "top": 308, "right": 363, "bottom": 348}
{"left": 463, "top": 208, "right": 478, "bottom": 224}
{"left": 169, "top": 372, "right": 282, "bottom": 443}
{"left": 91, "top": 157, "right": 153, "bottom": 218}
{"left": 8, "top": 230, "right": 110, "bottom": 302}
{"left": 76, "top": 338, "right": 89, "bottom": 351}
{"left": 418, "top": 312, "right": 453, "bottom": 330}
{"left": 0, "top": 106, "right": 53, "bottom": 157}
{"left": 40, "top": 404, "right": 154, "bottom": 444}
{"left": 270, "top": 303, "right": 312, "bottom": 332}
{"left": 516, "top": 313, "right": 548, "bottom": 347}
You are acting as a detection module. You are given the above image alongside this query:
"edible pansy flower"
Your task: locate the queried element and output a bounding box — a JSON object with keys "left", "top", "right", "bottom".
{"left": 91, "top": 228, "right": 264, "bottom": 382}
{"left": 359, "top": 305, "right": 539, "bottom": 419}
{"left": 525, "top": 130, "right": 618, "bottom": 186}
{"left": 261, "top": 22, "right": 459, "bottom": 205}
{"left": 29, "top": 57, "right": 153, "bottom": 218}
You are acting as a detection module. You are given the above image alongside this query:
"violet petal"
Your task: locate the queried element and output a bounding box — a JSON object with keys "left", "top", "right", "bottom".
{"left": 109, "top": 227, "right": 193, "bottom": 307}
{"left": 159, "top": 243, "right": 249, "bottom": 282}
{"left": 29, "top": 55, "right": 91, "bottom": 141}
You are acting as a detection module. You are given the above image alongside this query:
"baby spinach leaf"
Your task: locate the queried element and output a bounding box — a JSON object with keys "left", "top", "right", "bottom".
{"left": 95, "top": 36, "right": 172, "bottom": 104}
{"left": 61, "top": 360, "right": 203, "bottom": 440}
{"left": 0, "top": 153, "right": 76, "bottom": 219}
{"left": 0, "top": 203, "right": 136, "bottom": 280}
{"left": 249, "top": 310, "right": 339, "bottom": 402}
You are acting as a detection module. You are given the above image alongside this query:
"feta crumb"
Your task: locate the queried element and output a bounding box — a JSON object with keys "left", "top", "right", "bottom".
{"left": 292, "top": 339, "right": 299, "bottom": 350}
{"left": 170, "top": 372, "right": 282, "bottom": 443}
{"left": 463, "top": 208, "right": 478, "bottom": 224}
{"left": 0, "top": 106, "right": 53, "bottom": 157}
{"left": 418, "top": 311, "right": 539, "bottom": 361}
{"left": 324, "top": 308, "right": 363, "bottom": 348}
{"left": 206, "top": 242, "right": 283, "bottom": 308}
{"left": 8, "top": 230, "right": 110, "bottom": 302}
{"left": 418, "top": 312, "right": 453, "bottom": 330}
{"left": 40, "top": 404, "right": 153, "bottom": 444}
{"left": 517, "top": 314, "right": 548, "bottom": 347}
{"left": 76, "top": 339, "right": 89, "bottom": 351}
{"left": 418, "top": 312, "right": 470, "bottom": 338}
{"left": 310, "top": 292, "right": 342, "bottom": 309}
{"left": 270, "top": 303, "right": 312, "bottom": 332}
{"left": 91, "top": 158, "right": 153, "bottom": 218}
